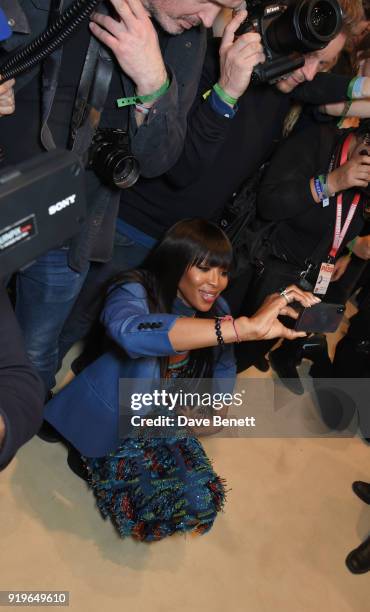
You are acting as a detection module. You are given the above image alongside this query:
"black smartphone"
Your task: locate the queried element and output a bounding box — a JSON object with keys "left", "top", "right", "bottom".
{"left": 293, "top": 302, "right": 345, "bottom": 334}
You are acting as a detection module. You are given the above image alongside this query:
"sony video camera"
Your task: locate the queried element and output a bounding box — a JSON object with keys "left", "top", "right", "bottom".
{"left": 236, "top": 0, "right": 343, "bottom": 83}
{"left": 0, "top": 150, "right": 86, "bottom": 279}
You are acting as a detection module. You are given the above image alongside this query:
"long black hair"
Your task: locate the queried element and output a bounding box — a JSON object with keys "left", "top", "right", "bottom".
{"left": 114, "top": 218, "right": 233, "bottom": 314}
{"left": 112, "top": 218, "right": 233, "bottom": 377}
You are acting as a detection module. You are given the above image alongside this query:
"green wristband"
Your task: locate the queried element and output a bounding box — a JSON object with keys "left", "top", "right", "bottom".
{"left": 347, "top": 77, "right": 357, "bottom": 101}
{"left": 347, "top": 237, "right": 358, "bottom": 255}
{"left": 213, "top": 83, "right": 238, "bottom": 107}
{"left": 116, "top": 78, "right": 170, "bottom": 108}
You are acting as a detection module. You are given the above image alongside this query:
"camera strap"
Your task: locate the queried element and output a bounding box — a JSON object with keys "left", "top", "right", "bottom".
{"left": 70, "top": 36, "right": 113, "bottom": 157}
{"left": 40, "top": 0, "right": 65, "bottom": 151}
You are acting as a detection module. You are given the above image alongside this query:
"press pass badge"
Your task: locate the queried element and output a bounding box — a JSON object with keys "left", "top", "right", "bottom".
{"left": 314, "top": 262, "right": 335, "bottom": 295}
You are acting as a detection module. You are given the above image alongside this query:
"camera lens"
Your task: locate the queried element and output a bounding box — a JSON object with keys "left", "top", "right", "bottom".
{"left": 266, "top": 0, "right": 342, "bottom": 55}
{"left": 112, "top": 155, "right": 140, "bottom": 189}
{"left": 296, "top": 0, "right": 343, "bottom": 48}
{"left": 305, "top": 0, "right": 341, "bottom": 41}
{"left": 89, "top": 128, "right": 140, "bottom": 190}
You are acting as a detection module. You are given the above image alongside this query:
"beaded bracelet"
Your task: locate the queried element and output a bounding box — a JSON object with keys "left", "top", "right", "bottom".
{"left": 214, "top": 315, "right": 241, "bottom": 346}
{"left": 214, "top": 317, "right": 225, "bottom": 346}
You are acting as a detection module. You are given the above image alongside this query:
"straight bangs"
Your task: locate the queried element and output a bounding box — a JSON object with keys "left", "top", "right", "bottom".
{"left": 181, "top": 219, "right": 233, "bottom": 272}
{"left": 191, "top": 245, "right": 233, "bottom": 272}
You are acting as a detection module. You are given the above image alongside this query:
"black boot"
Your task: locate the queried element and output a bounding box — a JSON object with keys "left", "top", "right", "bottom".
{"left": 37, "top": 391, "right": 62, "bottom": 444}
{"left": 270, "top": 335, "right": 331, "bottom": 395}
{"left": 346, "top": 535, "right": 370, "bottom": 574}
{"left": 67, "top": 446, "right": 89, "bottom": 481}
{"left": 269, "top": 338, "right": 306, "bottom": 395}
{"left": 353, "top": 481, "right": 370, "bottom": 505}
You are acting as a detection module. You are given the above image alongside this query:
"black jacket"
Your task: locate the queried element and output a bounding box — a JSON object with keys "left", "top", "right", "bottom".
{"left": 257, "top": 123, "right": 366, "bottom": 267}
{"left": 0, "top": 286, "right": 44, "bottom": 469}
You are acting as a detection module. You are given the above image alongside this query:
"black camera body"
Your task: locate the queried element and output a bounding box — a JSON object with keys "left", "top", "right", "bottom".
{"left": 88, "top": 128, "right": 140, "bottom": 190}
{"left": 0, "top": 150, "right": 86, "bottom": 279}
{"left": 237, "top": 0, "right": 343, "bottom": 83}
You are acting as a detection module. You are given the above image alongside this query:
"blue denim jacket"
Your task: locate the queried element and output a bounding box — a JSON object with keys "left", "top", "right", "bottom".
{"left": 44, "top": 282, "right": 236, "bottom": 456}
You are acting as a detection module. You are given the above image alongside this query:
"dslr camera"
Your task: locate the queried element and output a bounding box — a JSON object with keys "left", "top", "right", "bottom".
{"left": 88, "top": 128, "right": 140, "bottom": 190}
{"left": 236, "top": 0, "right": 343, "bottom": 83}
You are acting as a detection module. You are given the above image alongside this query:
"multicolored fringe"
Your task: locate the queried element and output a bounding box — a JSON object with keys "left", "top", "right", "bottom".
{"left": 84, "top": 435, "right": 226, "bottom": 542}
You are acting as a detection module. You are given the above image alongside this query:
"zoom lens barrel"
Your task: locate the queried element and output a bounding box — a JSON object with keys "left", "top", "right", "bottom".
{"left": 89, "top": 128, "right": 140, "bottom": 190}
{"left": 266, "top": 0, "right": 343, "bottom": 55}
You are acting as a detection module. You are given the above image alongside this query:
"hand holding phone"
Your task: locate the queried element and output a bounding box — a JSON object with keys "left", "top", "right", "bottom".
{"left": 293, "top": 302, "right": 345, "bottom": 334}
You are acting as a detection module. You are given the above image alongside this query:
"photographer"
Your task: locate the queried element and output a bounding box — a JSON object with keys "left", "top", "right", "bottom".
{"left": 57, "top": 0, "right": 368, "bottom": 370}
{"left": 0, "top": 0, "right": 243, "bottom": 393}
{"left": 0, "top": 285, "right": 44, "bottom": 470}
{"left": 235, "top": 119, "right": 370, "bottom": 383}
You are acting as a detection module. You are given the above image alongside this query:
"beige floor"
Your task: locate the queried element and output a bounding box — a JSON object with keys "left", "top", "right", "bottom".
{"left": 1, "top": 307, "right": 370, "bottom": 612}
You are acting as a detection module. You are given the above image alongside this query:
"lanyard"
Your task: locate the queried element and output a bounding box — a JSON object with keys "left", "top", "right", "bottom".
{"left": 329, "top": 134, "right": 361, "bottom": 260}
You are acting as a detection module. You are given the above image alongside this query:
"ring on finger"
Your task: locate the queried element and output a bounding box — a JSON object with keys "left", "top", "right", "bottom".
{"left": 279, "top": 288, "right": 291, "bottom": 304}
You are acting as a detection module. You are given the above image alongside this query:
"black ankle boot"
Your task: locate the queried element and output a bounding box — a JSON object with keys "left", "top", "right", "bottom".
{"left": 67, "top": 446, "right": 89, "bottom": 481}
{"left": 37, "top": 391, "right": 62, "bottom": 443}
{"left": 353, "top": 481, "right": 370, "bottom": 504}
{"left": 270, "top": 335, "right": 331, "bottom": 395}
{"left": 346, "top": 535, "right": 370, "bottom": 574}
{"left": 269, "top": 338, "right": 306, "bottom": 395}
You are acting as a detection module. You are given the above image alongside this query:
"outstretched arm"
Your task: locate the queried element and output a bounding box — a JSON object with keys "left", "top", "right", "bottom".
{"left": 102, "top": 282, "right": 319, "bottom": 359}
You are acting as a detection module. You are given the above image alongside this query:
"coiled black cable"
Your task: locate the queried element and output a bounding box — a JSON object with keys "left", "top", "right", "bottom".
{"left": 0, "top": 0, "right": 102, "bottom": 83}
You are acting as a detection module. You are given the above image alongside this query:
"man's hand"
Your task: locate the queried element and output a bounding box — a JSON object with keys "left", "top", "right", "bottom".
{"left": 352, "top": 234, "right": 370, "bottom": 259}
{"left": 327, "top": 141, "right": 370, "bottom": 193}
{"left": 0, "top": 414, "right": 5, "bottom": 449}
{"left": 218, "top": 9, "right": 265, "bottom": 101}
{"left": 89, "top": 0, "right": 167, "bottom": 97}
{"left": 331, "top": 254, "right": 351, "bottom": 282}
{"left": 0, "top": 78, "right": 15, "bottom": 117}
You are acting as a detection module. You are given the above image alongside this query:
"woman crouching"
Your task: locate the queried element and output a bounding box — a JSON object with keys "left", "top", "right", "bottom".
{"left": 44, "top": 219, "right": 317, "bottom": 541}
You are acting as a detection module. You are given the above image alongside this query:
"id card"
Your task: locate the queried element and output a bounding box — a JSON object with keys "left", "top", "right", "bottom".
{"left": 313, "top": 262, "right": 335, "bottom": 295}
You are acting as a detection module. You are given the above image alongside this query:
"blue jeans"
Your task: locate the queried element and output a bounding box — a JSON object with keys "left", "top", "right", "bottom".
{"left": 15, "top": 248, "right": 89, "bottom": 392}
{"left": 58, "top": 231, "right": 151, "bottom": 366}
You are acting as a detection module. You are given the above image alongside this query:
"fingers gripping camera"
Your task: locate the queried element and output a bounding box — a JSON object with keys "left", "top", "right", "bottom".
{"left": 236, "top": 0, "right": 343, "bottom": 83}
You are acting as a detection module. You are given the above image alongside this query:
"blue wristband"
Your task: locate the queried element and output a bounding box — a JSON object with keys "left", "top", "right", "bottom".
{"left": 314, "top": 177, "right": 324, "bottom": 201}
{"left": 209, "top": 89, "right": 237, "bottom": 119}
{"left": 351, "top": 77, "right": 365, "bottom": 99}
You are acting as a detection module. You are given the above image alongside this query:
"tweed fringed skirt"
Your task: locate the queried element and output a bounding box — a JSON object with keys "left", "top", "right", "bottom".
{"left": 84, "top": 435, "right": 226, "bottom": 542}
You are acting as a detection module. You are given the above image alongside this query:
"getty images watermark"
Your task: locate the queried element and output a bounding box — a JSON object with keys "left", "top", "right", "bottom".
{"left": 119, "top": 377, "right": 370, "bottom": 439}
{"left": 130, "top": 388, "right": 256, "bottom": 429}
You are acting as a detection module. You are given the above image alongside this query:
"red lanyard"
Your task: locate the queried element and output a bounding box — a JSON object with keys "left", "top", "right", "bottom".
{"left": 329, "top": 133, "right": 361, "bottom": 260}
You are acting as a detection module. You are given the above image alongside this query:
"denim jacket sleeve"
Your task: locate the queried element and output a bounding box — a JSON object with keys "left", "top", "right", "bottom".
{"left": 211, "top": 296, "right": 236, "bottom": 390}
{"left": 101, "top": 282, "right": 184, "bottom": 359}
